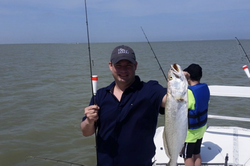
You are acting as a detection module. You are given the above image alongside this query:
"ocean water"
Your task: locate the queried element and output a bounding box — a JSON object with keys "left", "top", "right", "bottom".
{"left": 0, "top": 40, "right": 250, "bottom": 166}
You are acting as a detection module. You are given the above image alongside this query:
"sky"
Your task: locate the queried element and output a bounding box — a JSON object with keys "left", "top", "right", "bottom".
{"left": 1, "top": 0, "right": 250, "bottom": 44}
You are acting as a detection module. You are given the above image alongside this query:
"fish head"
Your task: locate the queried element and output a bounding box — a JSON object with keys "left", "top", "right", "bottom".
{"left": 167, "top": 63, "right": 188, "bottom": 100}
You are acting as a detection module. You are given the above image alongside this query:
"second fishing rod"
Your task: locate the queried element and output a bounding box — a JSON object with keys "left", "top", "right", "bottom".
{"left": 235, "top": 37, "right": 250, "bottom": 64}
{"left": 235, "top": 37, "right": 250, "bottom": 80}
{"left": 141, "top": 26, "right": 168, "bottom": 81}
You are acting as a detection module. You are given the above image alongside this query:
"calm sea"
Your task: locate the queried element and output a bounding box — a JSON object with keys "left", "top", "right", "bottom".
{"left": 0, "top": 40, "right": 250, "bottom": 166}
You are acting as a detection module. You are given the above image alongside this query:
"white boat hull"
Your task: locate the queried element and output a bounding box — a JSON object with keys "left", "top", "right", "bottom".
{"left": 153, "top": 126, "right": 250, "bottom": 166}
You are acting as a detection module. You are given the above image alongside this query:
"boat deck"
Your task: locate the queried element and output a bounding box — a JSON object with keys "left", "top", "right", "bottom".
{"left": 153, "top": 126, "right": 250, "bottom": 166}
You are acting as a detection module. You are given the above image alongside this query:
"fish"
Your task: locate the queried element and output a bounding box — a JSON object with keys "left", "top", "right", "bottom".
{"left": 163, "top": 63, "right": 188, "bottom": 166}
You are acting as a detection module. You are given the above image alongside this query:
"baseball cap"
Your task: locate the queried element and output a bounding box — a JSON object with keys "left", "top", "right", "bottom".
{"left": 110, "top": 45, "right": 136, "bottom": 64}
{"left": 184, "top": 64, "right": 202, "bottom": 81}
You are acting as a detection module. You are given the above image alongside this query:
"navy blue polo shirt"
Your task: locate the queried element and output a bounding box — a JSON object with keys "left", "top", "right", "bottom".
{"left": 82, "top": 76, "right": 166, "bottom": 166}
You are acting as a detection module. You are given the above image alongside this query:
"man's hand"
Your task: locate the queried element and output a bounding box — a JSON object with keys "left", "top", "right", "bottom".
{"left": 84, "top": 105, "right": 99, "bottom": 123}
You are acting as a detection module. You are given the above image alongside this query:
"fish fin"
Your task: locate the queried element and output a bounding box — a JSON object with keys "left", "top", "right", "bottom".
{"left": 163, "top": 129, "right": 171, "bottom": 158}
{"left": 176, "top": 98, "right": 184, "bottom": 102}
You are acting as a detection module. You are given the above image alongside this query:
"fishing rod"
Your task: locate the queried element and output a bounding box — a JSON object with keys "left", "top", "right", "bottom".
{"left": 235, "top": 37, "right": 250, "bottom": 64}
{"left": 26, "top": 156, "right": 85, "bottom": 166}
{"left": 84, "top": 0, "right": 98, "bottom": 103}
{"left": 235, "top": 37, "right": 250, "bottom": 80}
{"left": 84, "top": 0, "right": 99, "bottom": 164}
{"left": 141, "top": 27, "right": 168, "bottom": 81}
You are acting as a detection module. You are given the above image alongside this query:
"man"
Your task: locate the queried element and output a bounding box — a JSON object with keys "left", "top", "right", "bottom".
{"left": 81, "top": 45, "right": 167, "bottom": 166}
{"left": 181, "top": 64, "right": 210, "bottom": 166}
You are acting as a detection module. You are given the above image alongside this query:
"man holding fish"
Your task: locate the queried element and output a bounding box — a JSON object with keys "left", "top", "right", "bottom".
{"left": 81, "top": 45, "right": 167, "bottom": 166}
{"left": 80, "top": 44, "right": 208, "bottom": 166}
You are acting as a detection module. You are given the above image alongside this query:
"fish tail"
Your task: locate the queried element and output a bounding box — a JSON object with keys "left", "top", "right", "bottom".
{"left": 167, "top": 159, "right": 177, "bottom": 166}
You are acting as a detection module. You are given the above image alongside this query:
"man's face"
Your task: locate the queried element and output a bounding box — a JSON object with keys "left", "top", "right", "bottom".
{"left": 109, "top": 59, "right": 137, "bottom": 85}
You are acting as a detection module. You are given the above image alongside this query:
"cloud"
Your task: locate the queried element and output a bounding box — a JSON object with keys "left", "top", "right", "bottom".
{"left": 1, "top": 0, "right": 84, "bottom": 9}
{"left": 87, "top": 0, "right": 250, "bottom": 16}
{"left": 1, "top": 0, "right": 250, "bottom": 44}
{"left": 2, "top": 0, "right": 250, "bottom": 17}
